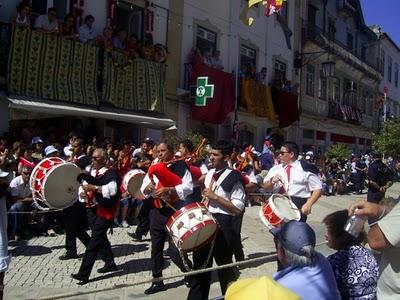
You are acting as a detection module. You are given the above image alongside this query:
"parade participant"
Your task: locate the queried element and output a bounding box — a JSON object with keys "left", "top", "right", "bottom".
{"left": 0, "top": 170, "right": 11, "bottom": 300}
{"left": 323, "top": 210, "right": 378, "bottom": 299}
{"left": 59, "top": 138, "right": 91, "bottom": 260}
{"left": 188, "top": 140, "right": 246, "bottom": 300}
{"left": 271, "top": 221, "right": 341, "bottom": 300}
{"left": 141, "top": 141, "right": 193, "bottom": 295}
{"left": 129, "top": 138, "right": 154, "bottom": 241}
{"left": 263, "top": 142, "right": 322, "bottom": 222}
{"left": 8, "top": 166, "right": 34, "bottom": 240}
{"left": 349, "top": 200, "right": 400, "bottom": 299}
{"left": 71, "top": 148, "right": 118, "bottom": 284}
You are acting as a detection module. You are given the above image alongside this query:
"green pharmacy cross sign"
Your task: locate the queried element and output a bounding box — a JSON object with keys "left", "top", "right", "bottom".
{"left": 190, "top": 76, "right": 215, "bottom": 106}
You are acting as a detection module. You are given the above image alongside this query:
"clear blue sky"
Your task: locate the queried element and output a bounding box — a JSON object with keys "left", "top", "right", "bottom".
{"left": 360, "top": 0, "right": 400, "bottom": 46}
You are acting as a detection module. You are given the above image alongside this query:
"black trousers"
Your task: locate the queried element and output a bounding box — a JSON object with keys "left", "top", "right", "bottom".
{"left": 232, "top": 210, "right": 245, "bottom": 262}
{"left": 290, "top": 196, "right": 308, "bottom": 222}
{"left": 77, "top": 215, "right": 115, "bottom": 278}
{"left": 188, "top": 213, "right": 239, "bottom": 300}
{"left": 63, "top": 201, "right": 90, "bottom": 255}
{"left": 135, "top": 197, "right": 151, "bottom": 237}
{"left": 149, "top": 204, "right": 187, "bottom": 278}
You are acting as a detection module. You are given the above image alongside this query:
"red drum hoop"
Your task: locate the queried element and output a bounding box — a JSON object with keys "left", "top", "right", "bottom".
{"left": 259, "top": 194, "right": 300, "bottom": 229}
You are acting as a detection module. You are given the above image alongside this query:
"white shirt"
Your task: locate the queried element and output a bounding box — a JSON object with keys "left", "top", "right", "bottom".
{"left": 9, "top": 176, "right": 31, "bottom": 198}
{"left": 79, "top": 24, "right": 96, "bottom": 43}
{"left": 63, "top": 144, "right": 72, "bottom": 158}
{"left": 34, "top": 15, "right": 58, "bottom": 31}
{"left": 264, "top": 160, "right": 322, "bottom": 198}
{"left": 205, "top": 168, "right": 246, "bottom": 216}
{"left": 78, "top": 166, "right": 117, "bottom": 204}
{"left": 140, "top": 162, "right": 193, "bottom": 201}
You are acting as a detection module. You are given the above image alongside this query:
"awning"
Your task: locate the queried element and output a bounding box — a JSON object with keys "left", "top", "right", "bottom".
{"left": 7, "top": 97, "right": 175, "bottom": 129}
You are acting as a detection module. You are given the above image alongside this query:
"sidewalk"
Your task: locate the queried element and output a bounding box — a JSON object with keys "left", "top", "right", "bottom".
{"left": 4, "top": 183, "right": 400, "bottom": 300}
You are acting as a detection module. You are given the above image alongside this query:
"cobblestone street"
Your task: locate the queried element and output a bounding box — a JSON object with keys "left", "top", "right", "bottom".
{"left": 4, "top": 184, "right": 399, "bottom": 300}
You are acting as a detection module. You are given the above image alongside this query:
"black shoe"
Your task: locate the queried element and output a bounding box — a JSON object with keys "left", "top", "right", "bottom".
{"left": 128, "top": 232, "right": 142, "bottom": 242}
{"left": 59, "top": 253, "right": 79, "bottom": 260}
{"left": 97, "top": 263, "right": 118, "bottom": 273}
{"left": 144, "top": 282, "right": 166, "bottom": 295}
{"left": 183, "top": 275, "right": 192, "bottom": 287}
{"left": 71, "top": 273, "right": 89, "bottom": 285}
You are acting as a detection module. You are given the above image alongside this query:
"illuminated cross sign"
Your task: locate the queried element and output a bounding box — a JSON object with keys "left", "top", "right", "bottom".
{"left": 192, "top": 76, "right": 214, "bottom": 106}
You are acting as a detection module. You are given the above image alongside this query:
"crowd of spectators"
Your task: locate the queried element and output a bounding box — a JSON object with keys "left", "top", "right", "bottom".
{"left": 9, "top": 1, "right": 168, "bottom": 64}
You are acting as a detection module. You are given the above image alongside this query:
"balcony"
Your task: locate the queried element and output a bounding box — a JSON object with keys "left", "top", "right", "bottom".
{"left": 302, "top": 21, "right": 382, "bottom": 81}
{"left": 5, "top": 26, "right": 166, "bottom": 115}
{"left": 328, "top": 101, "right": 362, "bottom": 125}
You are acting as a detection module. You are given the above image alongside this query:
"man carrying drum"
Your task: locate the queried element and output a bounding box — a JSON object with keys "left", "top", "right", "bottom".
{"left": 140, "top": 141, "right": 193, "bottom": 295}
{"left": 188, "top": 140, "right": 246, "bottom": 300}
{"left": 263, "top": 141, "right": 322, "bottom": 222}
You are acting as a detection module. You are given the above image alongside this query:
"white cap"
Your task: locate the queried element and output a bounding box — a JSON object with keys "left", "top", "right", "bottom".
{"left": 44, "top": 145, "right": 59, "bottom": 156}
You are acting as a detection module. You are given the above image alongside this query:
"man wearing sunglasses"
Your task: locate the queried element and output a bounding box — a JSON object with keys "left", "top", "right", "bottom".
{"left": 263, "top": 141, "right": 322, "bottom": 222}
{"left": 8, "top": 166, "right": 34, "bottom": 240}
{"left": 72, "top": 148, "right": 118, "bottom": 284}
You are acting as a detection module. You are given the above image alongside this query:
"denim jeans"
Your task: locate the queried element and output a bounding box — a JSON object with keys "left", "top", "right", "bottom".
{"left": 9, "top": 202, "right": 35, "bottom": 236}
{"left": 0, "top": 196, "right": 10, "bottom": 272}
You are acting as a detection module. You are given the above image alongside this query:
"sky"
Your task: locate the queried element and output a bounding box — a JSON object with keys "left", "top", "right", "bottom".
{"left": 360, "top": 0, "right": 400, "bottom": 46}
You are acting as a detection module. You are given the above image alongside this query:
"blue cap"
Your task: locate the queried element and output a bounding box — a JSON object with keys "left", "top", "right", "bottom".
{"left": 270, "top": 220, "right": 316, "bottom": 256}
{"left": 31, "top": 136, "right": 43, "bottom": 144}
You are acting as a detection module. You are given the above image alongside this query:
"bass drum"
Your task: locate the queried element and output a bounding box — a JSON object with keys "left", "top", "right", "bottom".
{"left": 30, "top": 158, "right": 81, "bottom": 210}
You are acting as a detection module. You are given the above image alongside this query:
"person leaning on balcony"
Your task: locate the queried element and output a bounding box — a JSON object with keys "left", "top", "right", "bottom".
{"left": 60, "top": 13, "right": 77, "bottom": 40}
{"left": 79, "top": 15, "right": 96, "bottom": 44}
{"left": 95, "top": 27, "right": 113, "bottom": 50}
{"left": 34, "top": 7, "right": 59, "bottom": 33}
{"left": 10, "top": 1, "right": 31, "bottom": 28}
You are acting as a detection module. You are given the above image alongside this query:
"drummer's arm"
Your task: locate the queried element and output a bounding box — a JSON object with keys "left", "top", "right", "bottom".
{"left": 263, "top": 173, "right": 281, "bottom": 192}
{"left": 206, "top": 182, "right": 245, "bottom": 215}
{"left": 174, "top": 169, "right": 193, "bottom": 201}
{"left": 140, "top": 174, "right": 155, "bottom": 197}
{"left": 301, "top": 173, "right": 323, "bottom": 215}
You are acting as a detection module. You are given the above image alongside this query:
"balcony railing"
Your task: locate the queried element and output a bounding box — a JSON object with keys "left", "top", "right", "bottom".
{"left": 302, "top": 21, "right": 379, "bottom": 72}
{"left": 328, "top": 101, "right": 362, "bottom": 125}
{"left": 5, "top": 26, "right": 166, "bottom": 114}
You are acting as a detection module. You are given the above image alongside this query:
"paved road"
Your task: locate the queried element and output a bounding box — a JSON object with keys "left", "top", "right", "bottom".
{"left": 4, "top": 184, "right": 400, "bottom": 300}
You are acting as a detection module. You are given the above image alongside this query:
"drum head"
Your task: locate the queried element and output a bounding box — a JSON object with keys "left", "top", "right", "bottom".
{"left": 180, "top": 222, "right": 218, "bottom": 252}
{"left": 43, "top": 163, "right": 80, "bottom": 209}
{"left": 272, "top": 195, "right": 300, "bottom": 221}
{"left": 127, "top": 173, "right": 146, "bottom": 198}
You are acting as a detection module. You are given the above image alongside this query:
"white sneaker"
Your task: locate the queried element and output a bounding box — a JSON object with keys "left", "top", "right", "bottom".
{"left": 121, "top": 221, "right": 129, "bottom": 228}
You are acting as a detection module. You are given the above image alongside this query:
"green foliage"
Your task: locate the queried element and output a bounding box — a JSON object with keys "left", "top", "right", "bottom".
{"left": 326, "top": 144, "right": 352, "bottom": 161}
{"left": 372, "top": 120, "right": 400, "bottom": 157}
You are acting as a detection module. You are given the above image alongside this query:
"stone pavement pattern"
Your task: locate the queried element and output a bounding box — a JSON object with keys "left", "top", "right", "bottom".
{"left": 4, "top": 184, "right": 400, "bottom": 300}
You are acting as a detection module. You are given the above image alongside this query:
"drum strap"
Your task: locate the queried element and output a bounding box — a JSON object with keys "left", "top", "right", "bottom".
{"left": 204, "top": 169, "right": 231, "bottom": 207}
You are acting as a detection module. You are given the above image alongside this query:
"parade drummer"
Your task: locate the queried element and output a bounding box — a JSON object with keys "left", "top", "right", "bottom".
{"left": 140, "top": 141, "right": 193, "bottom": 295}
{"left": 188, "top": 140, "right": 246, "bottom": 300}
{"left": 263, "top": 141, "right": 322, "bottom": 222}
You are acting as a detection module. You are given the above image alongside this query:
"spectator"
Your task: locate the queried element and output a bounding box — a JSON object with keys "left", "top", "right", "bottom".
{"left": 10, "top": 1, "right": 31, "bottom": 27}
{"left": 154, "top": 44, "right": 167, "bottom": 63}
{"left": 44, "top": 145, "right": 60, "bottom": 158}
{"left": 202, "top": 50, "right": 213, "bottom": 66}
{"left": 8, "top": 166, "right": 34, "bottom": 240}
{"left": 17, "top": 145, "right": 36, "bottom": 175}
{"left": 0, "top": 138, "right": 15, "bottom": 180}
{"left": 256, "top": 67, "right": 267, "bottom": 84}
{"left": 323, "top": 210, "right": 378, "bottom": 299}
{"left": 349, "top": 200, "right": 400, "bottom": 299}
{"left": 60, "top": 13, "right": 77, "bottom": 40}
{"left": 126, "top": 34, "right": 140, "bottom": 57}
{"left": 188, "top": 47, "right": 204, "bottom": 65}
{"left": 112, "top": 29, "right": 127, "bottom": 50}
{"left": 63, "top": 132, "right": 79, "bottom": 159}
{"left": 95, "top": 27, "right": 113, "bottom": 50}
{"left": 140, "top": 33, "right": 155, "bottom": 60}
{"left": 210, "top": 50, "right": 223, "bottom": 70}
{"left": 367, "top": 152, "right": 394, "bottom": 205}
{"left": 34, "top": 7, "right": 59, "bottom": 33}
{"left": 31, "top": 136, "right": 44, "bottom": 162}
{"left": 78, "top": 15, "right": 96, "bottom": 43}
{"left": 0, "top": 169, "right": 10, "bottom": 300}
{"left": 271, "top": 220, "right": 341, "bottom": 300}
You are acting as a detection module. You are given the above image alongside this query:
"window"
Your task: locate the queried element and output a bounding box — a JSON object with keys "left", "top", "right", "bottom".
{"left": 347, "top": 32, "right": 354, "bottom": 52}
{"left": 303, "top": 129, "right": 314, "bottom": 140}
{"left": 329, "top": 77, "right": 341, "bottom": 102}
{"left": 240, "top": 45, "right": 257, "bottom": 73}
{"left": 196, "top": 26, "right": 217, "bottom": 55}
{"left": 361, "top": 43, "right": 367, "bottom": 61}
{"left": 388, "top": 56, "right": 392, "bottom": 82}
{"left": 306, "top": 65, "right": 315, "bottom": 96}
{"left": 327, "top": 17, "right": 336, "bottom": 41}
{"left": 380, "top": 50, "right": 385, "bottom": 75}
{"left": 274, "top": 60, "right": 286, "bottom": 81}
{"left": 318, "top": 70, "right": 327, "bottom": 100}
{"left": 31, "top": 0, "right": 71, "bottom": 19}
{"left": 343, "top": 78, "right": 357, "bottom": 106}
{"left": 395, "top": 63, "right": 399, "bottom": 88}
{"left": 116, "top": 4, "right": 145, "bottom": 40}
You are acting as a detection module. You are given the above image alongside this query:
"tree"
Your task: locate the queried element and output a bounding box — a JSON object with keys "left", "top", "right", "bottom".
{"left": 326, "top": 144, "right": 352, "bottom": 161}
{"left": 372, "top": 120, "right": 400, "bottom": 157}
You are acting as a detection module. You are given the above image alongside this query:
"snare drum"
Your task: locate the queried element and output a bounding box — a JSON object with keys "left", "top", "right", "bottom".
{"left": 259, "top": 194, "right": 300, "bottom": 229}
{"left": 30, "top": 157, "right": 80, "bottom": 210}
{"left": 166, "top": 202, "right": 218, "bottom": 252}
{"left": 122, "top": 169, "right": 146, "bottom": 199}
